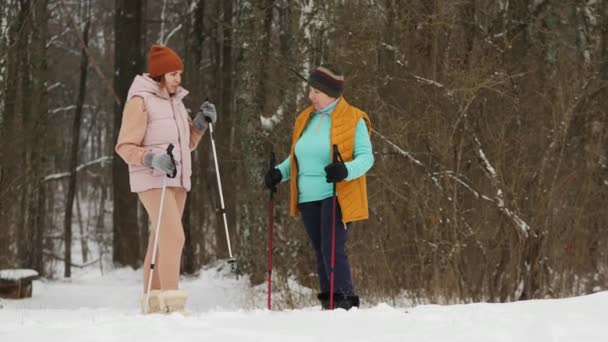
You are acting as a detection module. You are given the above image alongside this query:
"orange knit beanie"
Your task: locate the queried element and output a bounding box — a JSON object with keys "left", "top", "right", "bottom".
{"left": 147, "top": 45, "right": 184, "bottom": 78}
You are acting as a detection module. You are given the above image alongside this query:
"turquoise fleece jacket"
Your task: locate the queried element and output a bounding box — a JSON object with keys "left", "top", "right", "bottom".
{"left": 276, "top": 99, "right": 374, "bottom": 203}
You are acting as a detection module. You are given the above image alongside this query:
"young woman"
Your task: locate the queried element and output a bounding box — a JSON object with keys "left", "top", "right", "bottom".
{"left": 115, "top": 45, "right": 217, "bottom": 314}
{"left": 265, "top": 65, "right": 374, "bottom": 310}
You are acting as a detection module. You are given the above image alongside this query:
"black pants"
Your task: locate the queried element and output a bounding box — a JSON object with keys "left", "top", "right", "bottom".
{"left": 299, "top": 196, "right": 354, "bottom": 296}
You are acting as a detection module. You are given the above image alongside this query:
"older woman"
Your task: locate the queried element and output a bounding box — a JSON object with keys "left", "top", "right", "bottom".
{"left": 265, "top": 65, "right": 374, "bottom": 310}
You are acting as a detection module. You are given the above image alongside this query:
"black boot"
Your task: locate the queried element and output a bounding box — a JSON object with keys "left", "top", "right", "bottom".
{"left": 319, "top": 293, "right": 360, "bottom": 310}
{"left": 317, "top": 292, "right": 330, "bottom": 310}
{"left": 333, "top": 293, "right": 360, "bottom": 310}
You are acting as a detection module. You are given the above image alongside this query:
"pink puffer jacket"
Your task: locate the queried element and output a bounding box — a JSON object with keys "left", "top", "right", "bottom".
{"left": 115, "top": 74, "right": 203, "bottom": 193}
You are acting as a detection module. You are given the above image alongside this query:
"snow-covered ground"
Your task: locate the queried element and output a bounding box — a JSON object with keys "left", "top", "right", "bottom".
{"left": 2, "top": 264, "right": 608, "bottom": 341}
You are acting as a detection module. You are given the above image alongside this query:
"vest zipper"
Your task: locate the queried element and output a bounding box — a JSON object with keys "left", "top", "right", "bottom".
{"left": 314, "top": 113, "right": 326, "bottom": 136}
{"left": 170, "top": 98, "right": 184, "bottom": 185}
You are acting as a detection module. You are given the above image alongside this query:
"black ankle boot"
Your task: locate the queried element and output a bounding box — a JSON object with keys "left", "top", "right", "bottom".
{"left": 319, "top": 293, "right": 360, "bottom": 310}
{"left": 317, "top": 292, "right": 330, "bottom": 310}
{"left": 333, "top": 293, "right": 360, "bottom": 310}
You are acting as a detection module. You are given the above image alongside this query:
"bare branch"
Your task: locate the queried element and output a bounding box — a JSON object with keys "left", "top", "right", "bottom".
{"left": 43, "top": 156, "right": 113, "bottom": 182}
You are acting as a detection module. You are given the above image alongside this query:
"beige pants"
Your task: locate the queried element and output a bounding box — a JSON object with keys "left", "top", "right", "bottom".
{"left": 138, "top": 187, "right": 187, "bottom": 292}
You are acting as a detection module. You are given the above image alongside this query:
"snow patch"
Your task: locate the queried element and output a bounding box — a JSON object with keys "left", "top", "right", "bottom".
{"left": 0, "top": 269, "right": 39, "bottom": 280}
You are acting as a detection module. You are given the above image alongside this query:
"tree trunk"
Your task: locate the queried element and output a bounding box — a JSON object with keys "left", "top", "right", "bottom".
{"left": 0, "top": 0, "right": 17, "bottom": 269}
{"left": 601, "top": 0, "right": 608, "bottom": 81}
{"left": 256, "top": 0, "right": 274, "bottom": 114}
{"left": 2, "top": 0, "right": 49, "bottom": 273}
{"left": 2, "top": 0, "right": 30, "bottom": 270}
{"left": 183, "top": 0, "right": 212, "bottom": 270}
{"left": 27, "top": 0, "right": 49, "bottom": 276}
{"left": 112, "top": 0, "right": 144, "bottom": 268}
{"left": 63, "top": 19, "right": 90, "bottom": 278}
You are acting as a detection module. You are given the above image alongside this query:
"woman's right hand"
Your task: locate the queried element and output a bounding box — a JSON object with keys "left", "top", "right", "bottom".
{"left": 143, "top": 152, "right": 176, "bottom": 174}
{"left": 264, "top": 168, "right": 282, "bottom": 190}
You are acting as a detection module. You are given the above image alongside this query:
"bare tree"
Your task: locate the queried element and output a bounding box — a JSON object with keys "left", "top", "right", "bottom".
{"left": 63, "top": 1, "right": 91, "bottom": 278}
{"left": 0, "top": 0, "right": 49, "bottom": 274}
{"left": 112, "top": 0, "right": 144, "bottom": 268}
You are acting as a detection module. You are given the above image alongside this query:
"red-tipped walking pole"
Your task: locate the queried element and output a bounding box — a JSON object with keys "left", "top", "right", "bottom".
{"left": 329, "top": 144, "right": 343, "bottom": 310}
{"left": 267, "top": 152, "right": 277, "bottom": 310}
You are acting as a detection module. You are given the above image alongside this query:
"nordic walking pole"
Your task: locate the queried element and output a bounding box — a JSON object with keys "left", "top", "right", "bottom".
{"left": 207, "top": 121, "right": 237, "bottom": 273}
{"left": 144, "top": 144, "right": 177, "bottom": 313}
{"left": 267, "top": 151, "right": 277, "bottom": 310}
{"left": 329, "top": 144, "right": 343, "bottom": 310}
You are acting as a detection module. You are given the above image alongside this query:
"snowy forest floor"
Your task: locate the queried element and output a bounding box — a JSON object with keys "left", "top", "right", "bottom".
{"left": 2, "top": 263, "right": 608, "bottom": 341}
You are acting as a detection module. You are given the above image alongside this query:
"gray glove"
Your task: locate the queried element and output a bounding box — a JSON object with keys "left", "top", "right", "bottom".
{"left": 193, "top": 101, "right": 217, "bottom": 131}
{"left": 143, "top": 152, "right": 175, "bottom": 174}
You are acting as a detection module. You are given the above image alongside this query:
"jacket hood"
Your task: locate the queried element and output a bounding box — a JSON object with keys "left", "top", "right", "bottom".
{"left": 126, "top": 74, "right": 188, "bottom": 102}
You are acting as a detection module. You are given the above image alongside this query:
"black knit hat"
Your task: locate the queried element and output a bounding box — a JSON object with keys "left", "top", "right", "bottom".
{"left": 307, "top": 65, "right": 344, "bottom": 98}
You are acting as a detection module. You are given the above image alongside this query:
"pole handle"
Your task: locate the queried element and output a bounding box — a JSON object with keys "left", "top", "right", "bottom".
{"left": 166, "top": 144, "right": 177, "bottom": 178}
{"left": 269, "top": 151, "right": 277, "bottom": 195}
{"left": 203, "top": 98, "right": 213, "bottom": 123}
{"left": 332, "top": 144, "right": 343, "bottom": 163}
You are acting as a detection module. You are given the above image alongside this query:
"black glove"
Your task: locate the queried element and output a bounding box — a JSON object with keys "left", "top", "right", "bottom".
{"left": 324, "top": 162, "right": 348, "bottom": 183}
{"left": 264, "top": 168, "right": 282, "bottom": 190}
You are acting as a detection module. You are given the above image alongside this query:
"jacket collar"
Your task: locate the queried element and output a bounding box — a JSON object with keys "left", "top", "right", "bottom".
{"left": 130, "top": 74, "right": 189, "bottom": 101}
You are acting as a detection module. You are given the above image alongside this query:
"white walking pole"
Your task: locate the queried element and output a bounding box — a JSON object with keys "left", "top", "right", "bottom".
{"left": 143, "top": 144, "right": 176, "bottom": 313}
{"left": 207, "top": 122, "right": 237, "bottom": 273}
{"left": 144, "top": 176, "right": 168, "bottom": 313}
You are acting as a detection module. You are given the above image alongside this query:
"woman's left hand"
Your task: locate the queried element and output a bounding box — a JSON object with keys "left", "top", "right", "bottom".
{"left": 193, "top": 101, "right": 217, "bottom": 131}
{"left": 324, "top": 162, "right": 348, "bottom": 183}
